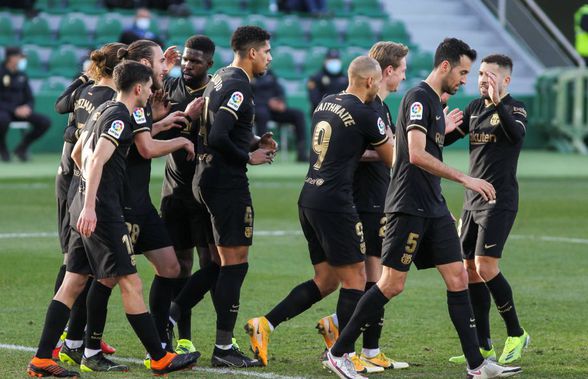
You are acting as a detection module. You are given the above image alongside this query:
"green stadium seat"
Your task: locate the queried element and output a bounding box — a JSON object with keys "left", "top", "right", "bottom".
{"left": 167, "top": 18, "right": 195, "bottom": 47}
{"left": 40, "top": 77, "right": 67, "bottom": 92}
{"left": 346, "top": 19, "right": 375, "bottom": 49}
{"left": 203, "top": 19, "right": 232, "bottom": 48}
{"left": 22, "top": 17, "right": 55, "bottom": 47}
{"left": 22, "top": 48, "right": 46, "bottom": 79}
{"left": 341, "top": 48, "right": 367, "bottom": 71}
{"left": 270, "top": 49, "right": 301, "bottom": 80}
{"left": 273, "top": 17, "right": 307, "bottom": 48}
{"left": 249, "top": 0, "right": 272, "bottom": 15}
{"left": 327, "top": 0, "right": 352, "bottom": 17}
{"left": 0, "top": 15, "right": 15, "bottom": 45}
{"left": 303, "top": 49, "right": 327, "bottom": 75}
{"left": 185, "top": 0, "right": 211, "bottom": 15}
{"left": 48, "top": 47, "right": 79, "bottom": 77}
{"left": 409, "top": 50, "right": 433, "bottom": 79}
{"left": 210, "top": 51, "right": 227, "bottom": 73}
{"left": 68, "top": 0, "right": 103, "bottom": 14}
{"left": 58, "top": 15, "right": 91, "bottom": 48}
{"left": 379, "top": 20, "right": 411, "bottom": 45}
{"left": 310, "top": 19, "right": 341, "bottom": 49}
{"left": 243, "top": 15, "right": 270, "bottom": 32}
{"left": 352, "top": 0, "right": 385, "bottom": 18}
{"left": 211, "top": 0, "right": 244, "bottom": 16}
{"left": 94, "top": 15, "right": 123, "bottom": 46}
{"left": 37, "top": 0, "right": 69, "bottom": 14}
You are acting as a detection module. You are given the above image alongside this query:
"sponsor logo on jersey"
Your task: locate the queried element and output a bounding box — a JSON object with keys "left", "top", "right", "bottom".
{"left": 133, "top": 107, "right": 147, "bottom": 124}
{"left": 377, "top": 117, "right": 386, "bottom": 135}
{"left": 410, "top": 102, "right": 423, "bottom": 120}
{"left": 107, "top": 120, "right": 125, "bottom": 139}
{"left": 227, "top": 91, "right": 244, "bottom": 111}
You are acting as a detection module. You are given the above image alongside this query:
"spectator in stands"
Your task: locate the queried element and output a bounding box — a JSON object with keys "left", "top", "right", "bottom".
{"left": 252, "top": 69, "right": 309, "bottom": 162}
{"left": 0, "top": 47, "right": 50, "bottom": 162}
{"left": 307, "top": 48, "right": 348, "bottom": 113}
{"left": 0, "top": 0, "right": 38, "bottom": 18}
{"left": 575, "top": 4, "right": 588, "bottom": 65}
{"left": 280, "top": 0, "right": 327, "bottom": 16}
{"left": 119, "top": 8, "right": 164, "bottom": 47}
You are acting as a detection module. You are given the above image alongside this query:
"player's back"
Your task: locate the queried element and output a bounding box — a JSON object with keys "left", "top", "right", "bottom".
{"left": 299, "top": 92, "right": 388, "bottom": 213}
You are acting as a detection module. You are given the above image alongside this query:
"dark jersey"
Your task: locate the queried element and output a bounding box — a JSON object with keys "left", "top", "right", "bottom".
{"left": 447, "top": 95, "right": 527, "bottom": 211}
{"left": 123, "top": 103, "right": 154, "bottom": 214}
{"left": 353, "top": 96, "right": 394, "bottom": 213}
{"left": 160, "top": 76, "right": 208, "bottom": 200}
{"left": 298, "top": 92, "right": 389, "bottom": 213}
{"left": 385, "top": 81, "right": 449, "bottom": 217}
{"left": 70, "top": 101, "right": 134, "bottom": 223}
{"left": 194, "top": 67, "right": 255, "bottom": 189}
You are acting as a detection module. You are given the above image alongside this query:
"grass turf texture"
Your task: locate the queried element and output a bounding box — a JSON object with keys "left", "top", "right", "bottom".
{"left": 1, "top": 151, "right": 587, "bottom": 378}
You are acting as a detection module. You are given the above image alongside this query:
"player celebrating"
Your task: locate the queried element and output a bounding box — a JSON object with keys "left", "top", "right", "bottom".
{"left": 445, "top": 54, "right": 530, "bottom": 365}
{"left": 245, "top": 56, "right": 394, "bottom": 368}
{"left": 323, "top": 38, "right": 522, "bottom": 379}
{"left": 316, "top": 41, "right": 410, "bottom": 373}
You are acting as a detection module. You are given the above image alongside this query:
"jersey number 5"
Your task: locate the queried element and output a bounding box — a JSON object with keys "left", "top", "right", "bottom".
{"left": 312, "top": 121, "right": 332, "bottom": 170}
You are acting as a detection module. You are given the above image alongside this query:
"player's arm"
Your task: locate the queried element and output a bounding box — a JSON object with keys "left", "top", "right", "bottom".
{"left": 134, "top": 130, "right": 195, "bottom": 160}
{"left": 71, "top": 129, "right": 89, "bottom": 170}
{"left": 407, "top": 129, "right": 495, "bottom": 201}
{"left": 76, "top": 136, "right": 116, "bottom": 237}
{"left": 495, "top": 101, "right": 527, "bottom": 144}
{"left": 55, "top": 74, "right": 90, "bottom": 114}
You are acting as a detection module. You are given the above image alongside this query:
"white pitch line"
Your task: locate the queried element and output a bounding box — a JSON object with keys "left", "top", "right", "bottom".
{"left": 1, "top": 230, "right": 587, "bottom": 245}
{"left": 0, "top": 343, "right": 307, "bottom": 379}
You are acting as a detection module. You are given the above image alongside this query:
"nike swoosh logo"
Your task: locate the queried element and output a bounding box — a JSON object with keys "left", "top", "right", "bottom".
{"left": 436, "top": 116, "right": 441, "bottom": 120}
{"left": 484, "top": 243, "right": 497, "bottom": 249}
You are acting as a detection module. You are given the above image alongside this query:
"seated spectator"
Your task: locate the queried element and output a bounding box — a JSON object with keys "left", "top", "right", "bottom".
{"left": 280, "top": 0, "right": 327, "bottom": 16}
{"left": 119, "top": 8, "right": 164, "bottom": 47}
{"left": 307, "top": 48, "right": 348, "bottom": 113}
{"left": 252, "top": 69, "right": 309, "bottom": 162}
{"left": 0, "top": 47, "right": 51, "bottom": 162}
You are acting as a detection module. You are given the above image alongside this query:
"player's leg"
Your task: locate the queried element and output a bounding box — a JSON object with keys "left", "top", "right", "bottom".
{"left": 14, "top": 111, "right": 50, "bottom": 161}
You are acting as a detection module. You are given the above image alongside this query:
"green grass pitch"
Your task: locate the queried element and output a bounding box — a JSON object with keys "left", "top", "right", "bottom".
{"left": 1, "top": 151, "right": 587, "bottom": 378}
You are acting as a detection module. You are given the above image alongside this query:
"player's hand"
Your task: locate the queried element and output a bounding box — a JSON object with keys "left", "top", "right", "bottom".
{"left": 151, "top": 90, "right": 171, "bottom": 121}
{"left": 259, "top": 132, "right": 278, "bottom": 151}
{"left": 163, "top": 45, "right": 180, "bottom": 71}
{"left": 248, "top": 148, "right": 274, "bottom": 165}
{"left": 444, "top": 106, "right": 463, "bottom": 134}
{"left": 185, "top": 97, "right": 205, "bottom": 120}
{"left": 181, "top": 138, "right": 195, "bottom": 161}
{"left": 77, "top": 207, "right": 97, "bottom": 237}
{"left": 463, "top": 176, "right": 496, "bottom": 202}
{"left": 487, "top": 72, "right": 501, "bottom": 105}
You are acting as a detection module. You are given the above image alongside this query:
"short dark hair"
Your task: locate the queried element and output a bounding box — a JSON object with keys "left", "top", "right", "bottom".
{"left": 481, "top": 54, "right": 513, "bottom": 72}
{"left": 113, "top": 61, "right": 153, "bottom": 93}
{"left": 231, "top": 25, "right": 271, "bottom": 57}
{"left": 117, "top": 39, "right": 159, "bottom": 65}
{"left": 185, "top": 35, "right": 215, "bottom": 56}
{"left": 434, "top": 38, "right": 477, "bottom": 68}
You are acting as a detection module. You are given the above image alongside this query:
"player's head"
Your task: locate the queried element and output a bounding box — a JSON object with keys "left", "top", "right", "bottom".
{"left": 181, "top": 35, "right": 215, "bottom": 86}
{"left": 117, "top": 39, "right": 167, "bottom": 90}
{"left": 369, "top": 41, "right": 408, "bottom": 93}
{"left": 113, "top": 61, "right": 153, "bottom": 108}
{"left": 87, "top": 42, "right": 127, "bottom": 81}
{"left": 348, "top": 56, "right": 382, "bottom": 102}
{"left": 231, "top": 25, "right": 272, "bottom": 76}
{"left": 478, "top": 54, "right": 513, "bottom": 99}
{"left": 433, "top": 38, "right": 477, "bottom": 95}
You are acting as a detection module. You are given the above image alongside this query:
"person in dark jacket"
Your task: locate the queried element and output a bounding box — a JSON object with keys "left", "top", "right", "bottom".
{"left": 0, "top": 47, "right": 51, "bottom": 161}
{"left": 306, "top": 49, "right": 348, "bottom": 114}
{"left": 252, "top": 69, "right": 308, "bottom": 162}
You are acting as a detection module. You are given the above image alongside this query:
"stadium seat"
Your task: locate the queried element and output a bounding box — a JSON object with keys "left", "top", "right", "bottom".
{"left": 243, "top": 15, "right": 270, "bottom": 32}
{"left": 352, "top": 0, "right": 385, "bottom": 18}
{"left": 167, "top": 18, "right": 195, "bottom": 47}
{"left": 203, "top": 19, "right": 233, "bottom": 48}
{"left": 302, "top": 49, "right": 327, "bottom": 75}
{"left": 327, "top": 0, "right": 352, "bottom": 17}
{"left": 0, "top": 15, "right": 14, "bottom": 45}
{"left": 36, "top": 0, "right": 69, "bottom": 14}
{"left": 273, "top": 17, "right": 307, "bottom": 48}
{"left": 94, "top": 15, "right": 124, "bottom": 46}
{"left": 211, "top": 0, "right": 244, "bottom": 16}
{"left": 270, "top": 49, "right": 301, "bottom": 80}
{"left": 346, "top": 19, "right": 375, "bottom": 49}
{"left": 249, "top": 0, "right": 272, "bottom": 15}
{"left": 379, "top": 20, "right": 411, "bottom": 45}
{"left": 409, "top": 50, "right": 433, "bottom": 79}
{"left": 210, "top": 51, "right": 227, "bottom": 73}
{"left": 21, "top": 16, "right": 55, "bottom": 47}
{"left": 68, "top": 0, "right": 104, "bottom": 14}
{"left": 185, "top": 0, "right": 211, "bottom": 15}
{"left": 58, "top": 15, "right": 91, "bottom": 48}
{"left": 48, "top": 47, "right": 79, "bottom": 77}
{"left": 22, "top": 48, "right": 46, "bottom": 79}
{"left": 342, "top": 47, "right": 367, "bottom": 71}
{"left": 310, "top": 19, "right": 341, "bottom": 49}
{"left": 40, "top": 77, "right": 68, "bottom": 92}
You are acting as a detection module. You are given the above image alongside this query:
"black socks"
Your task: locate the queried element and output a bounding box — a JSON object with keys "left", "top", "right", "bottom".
{"left": 447, "top": 290, "right": 484, "bottom": 369}
{"left": 265, "top": 279, "right": 322, "bottom": 328}
{"left": 486, "top": 272, "right": 524, "bottom": 337}
{"left": 362, "top": 281, "right": 384, "bottom": 349}
{"left": 149, "top": 275, "right": 176, "bottom": 345}
{"left": 36, "top": 300, "right": 70, "bottom": 359}
{"left": 469, "top": 282, "right": 492, "bottom": 350}
{"left": 212, "top": 263, "right": 248, "bottom": 346}
{"left": 126, "top": 313, "right": 166, "bottom": 361}
{"left": 85, "top": 280, "right": 112, "bottom": 350}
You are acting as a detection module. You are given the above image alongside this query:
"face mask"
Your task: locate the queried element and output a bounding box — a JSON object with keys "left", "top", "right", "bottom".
{"left": 325, "top": 59, "right": 342, "bottom": 75}
{"left": 136, "top": 17, "right": 150, "bottom": 30}
{"left": 17, "top": 58, "right": 27, "bottom": 71}
{"left": 169, "top": 66, "right": 181, "bottom": 78}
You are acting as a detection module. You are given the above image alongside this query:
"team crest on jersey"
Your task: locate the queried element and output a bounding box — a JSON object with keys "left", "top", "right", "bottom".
{"left": 107, "top": 120, "right": 125, "bottom": 139}
{"left": 133, "top": 107, "right": 147, "bottom": 124}
{"left": 377, "top": 117, "right": 386, "bottom": 135}
{"left": 227, "top": 91, "right": 244, "bottom": 111}
{"left": 490, "top": 113, "right": 500, "bottom": 126}
{"left": 410, "top": 102, "right": 423, "bottom": 120}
